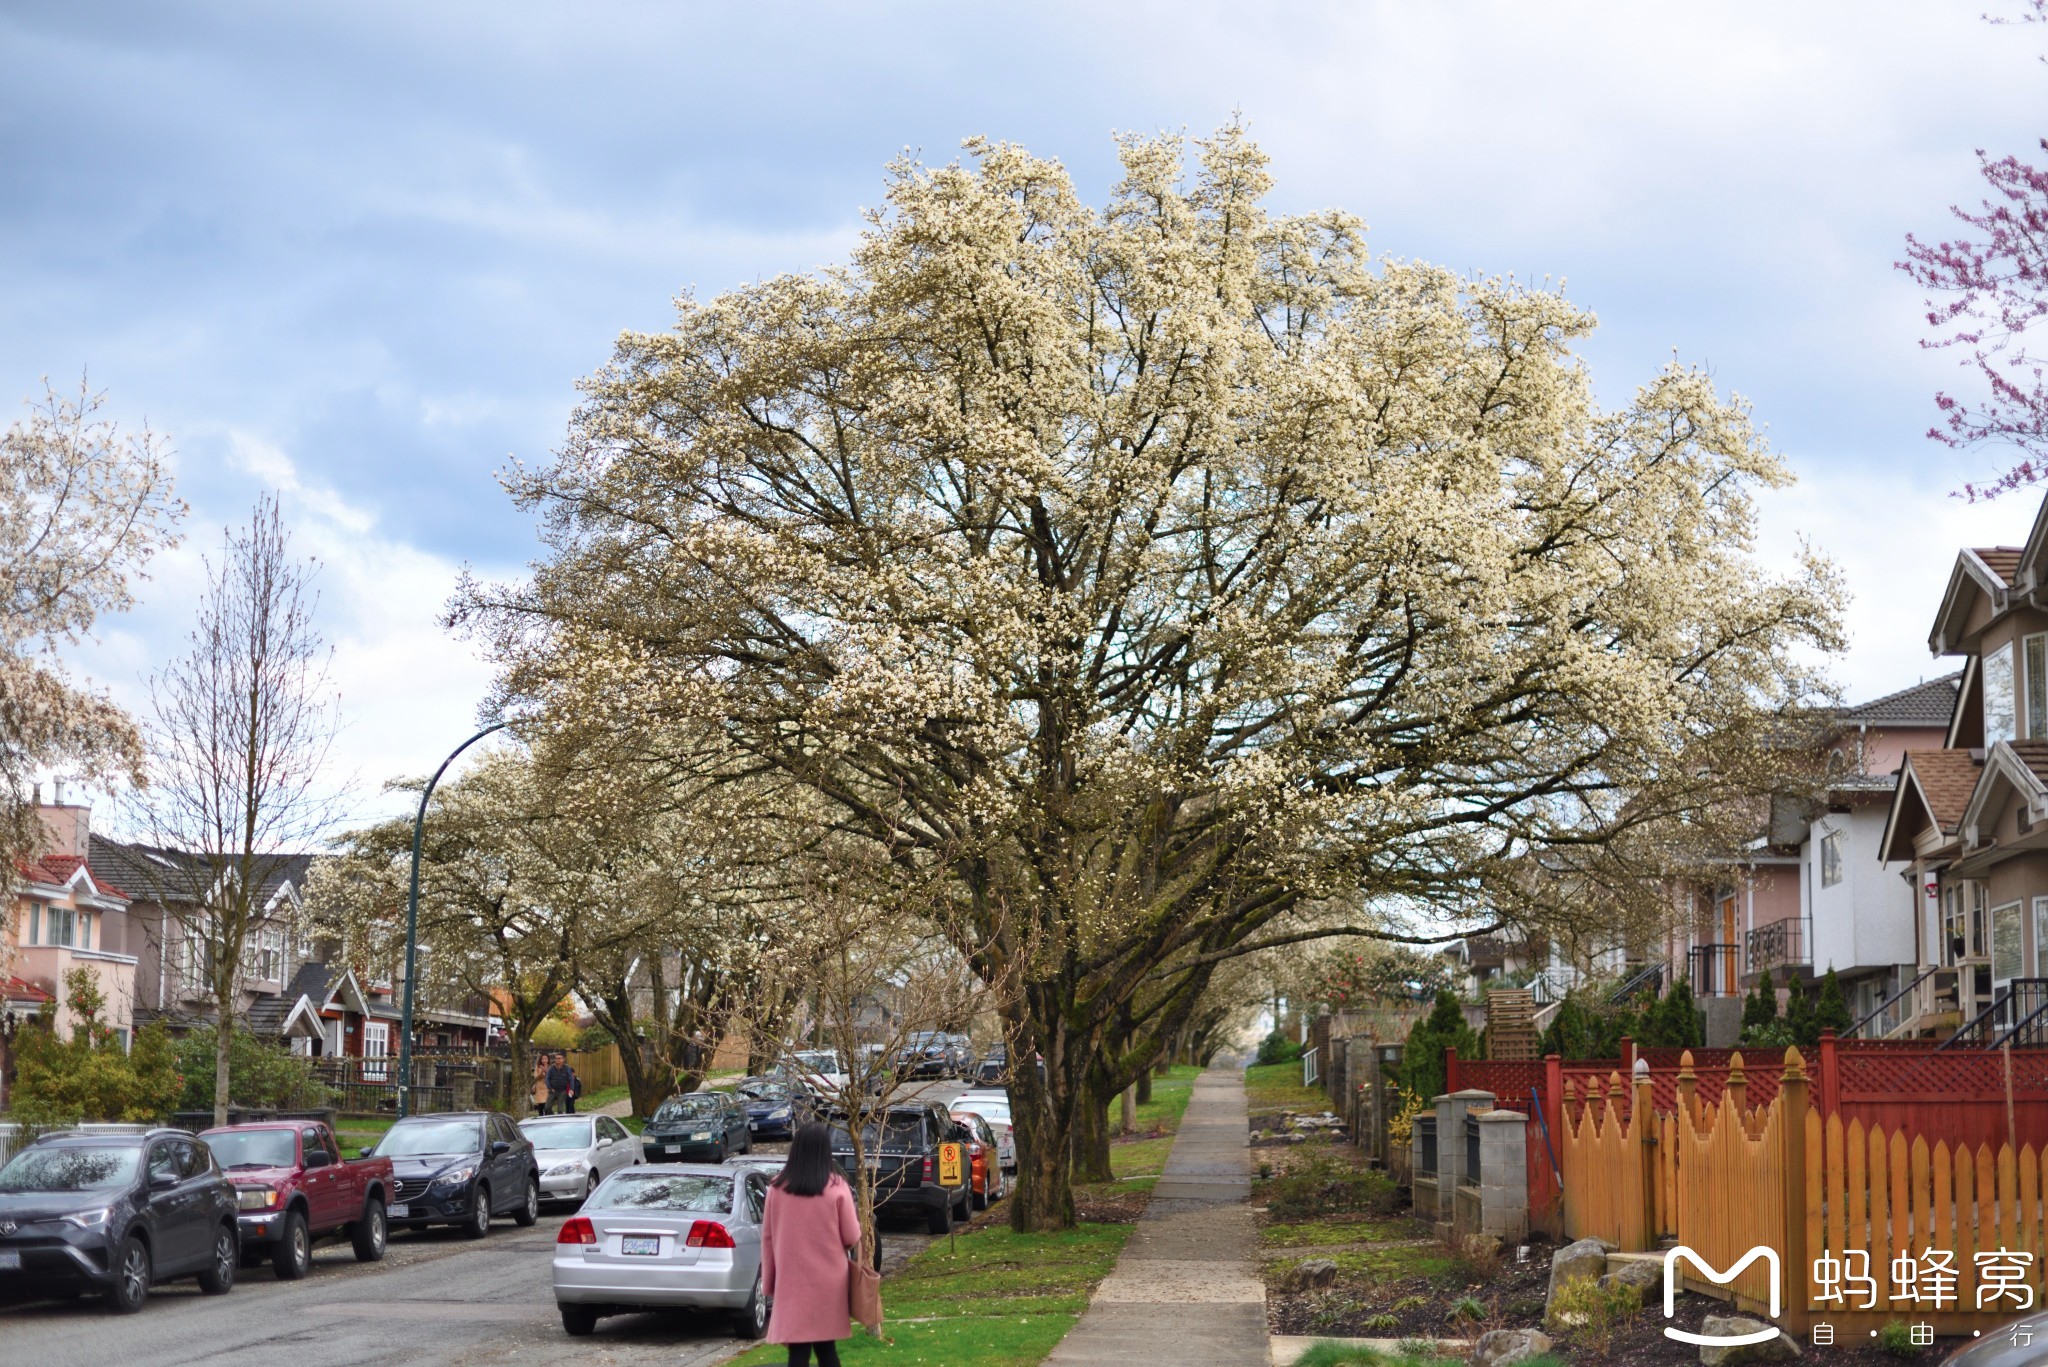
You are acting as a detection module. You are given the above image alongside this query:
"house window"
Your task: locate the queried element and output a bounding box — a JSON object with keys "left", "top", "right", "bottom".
{"left": 1820, "top": 831, "right": 1844, "bottom": 888}
{"left": 1995, "top": 901, "right": 2026, "bottom": 981}
{"left": 2034, "top": 897, "right": 2048, "bottom": 976}
{"left": 2029, "top": 635, "right": 2048, "bottom": 738}
{"left": 50, "top": 907, "right": 74, "bottom": 947}
{"left": 79, "top": 912, "right": 92, "bottom": 951}
{"left": 26, "top": 903, "right": 39, "bottom": 945}
{"left": 1987, "top": 641, "right": 2018, "bottom": 746}
{"left": 258, "top": 927, "right": 283, "bottom": 982}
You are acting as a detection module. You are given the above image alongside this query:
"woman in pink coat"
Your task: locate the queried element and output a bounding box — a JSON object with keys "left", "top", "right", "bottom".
{"left": 761, "top": 1121, "right": 863, "bottom": 1367}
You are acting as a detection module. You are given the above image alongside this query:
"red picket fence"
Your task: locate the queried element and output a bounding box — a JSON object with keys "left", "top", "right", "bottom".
{"left": 1454, "top": 1034, "right": 2048, "bottom": 1238}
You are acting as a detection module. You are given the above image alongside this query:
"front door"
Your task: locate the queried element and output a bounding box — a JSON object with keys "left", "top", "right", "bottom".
{"left": 362, "top": 1021, "right": 390, "bottom": 1083}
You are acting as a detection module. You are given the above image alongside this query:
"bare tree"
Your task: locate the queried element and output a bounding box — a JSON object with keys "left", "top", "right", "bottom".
{"left": 137, "top": 495, "right": 340, "bottom": 1125}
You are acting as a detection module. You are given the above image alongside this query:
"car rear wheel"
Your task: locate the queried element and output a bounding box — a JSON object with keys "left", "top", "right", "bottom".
{"left": 560, "top": 1305, "right": 598, "bottom": 1337}
{"left": 197, "top": 1223, "right": 238, "bottom": 1295}
{"left": 513, "top": 1176, "right": 539, "bottom": 1227}
{"left": 272, "top": 1210, "right": 311, "bottom": 1279}
{"left": 971, "top": 1179, "right": 989, "bottom": 1211}
{"left": 464, "top": 1185, "right": 492, "bottom": 1239}
{"left": 351, "top": 1197, "right": 387, "bottom": 1262}
{"left": 925, "top": 1196, "right": 952, "bottom": 1235}
{"left": 732, "top": 1271, "right": 769, "bottom": 1339}
{"left": 104, "top": 1235, "right": 150, "bottom": 1313}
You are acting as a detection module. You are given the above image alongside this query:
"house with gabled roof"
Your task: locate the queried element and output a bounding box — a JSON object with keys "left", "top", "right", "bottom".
{"left": 1879, "top": 487, "right": 2048, "bottom": 1041}
{"left": 0, "top": 795, "right": 145, "bottom": 1104}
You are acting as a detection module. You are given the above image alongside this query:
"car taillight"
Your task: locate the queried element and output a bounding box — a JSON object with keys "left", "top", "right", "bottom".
{"left": 557, "top": 1216, "right": 596, "bottom": 1245}
{"left": 686, "top": 1220, "right": 735, "bottom": 1249}
{"left": 922, "top": 1155, "right": 933, "bottom": 1182}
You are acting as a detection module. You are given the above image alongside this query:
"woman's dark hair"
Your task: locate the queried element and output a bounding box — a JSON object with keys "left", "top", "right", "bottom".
{"left": 773, "top": 1121, "right": 836, "bottom": 1196}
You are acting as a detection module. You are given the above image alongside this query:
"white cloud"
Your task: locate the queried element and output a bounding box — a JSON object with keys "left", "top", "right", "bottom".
{"left": 67, "top": 433, "right": 507, "bottom": 837}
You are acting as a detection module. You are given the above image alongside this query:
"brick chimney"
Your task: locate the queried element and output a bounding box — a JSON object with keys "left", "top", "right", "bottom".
{"left": 35, "top": 778, "right": 90, "bottom": 859}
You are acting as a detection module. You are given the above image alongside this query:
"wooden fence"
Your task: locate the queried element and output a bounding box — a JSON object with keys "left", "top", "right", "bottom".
{"left": 1561, "top": 1047, "right": 2048, "bottom": 1336}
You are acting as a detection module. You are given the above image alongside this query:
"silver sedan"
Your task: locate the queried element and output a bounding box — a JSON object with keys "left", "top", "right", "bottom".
{"left": 552, "top": 1164, "right": 771, "bottom": 1341}
{"left": 518, "top": 1114, "right": 642, "bottom": 1207}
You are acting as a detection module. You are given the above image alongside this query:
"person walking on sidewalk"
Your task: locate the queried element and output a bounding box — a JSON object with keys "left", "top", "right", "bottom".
{"left": 761, "top": 1121, "right": 862, "bottom": 1367}
{"left": 563, "top": 1064, "right": 583, "bottom": 1114}
{"left": 529, "top": 1058, "right": 549, "bottom": 1115}
{"left": 544, "top": 1052, "right": 571, "bottom": 1114}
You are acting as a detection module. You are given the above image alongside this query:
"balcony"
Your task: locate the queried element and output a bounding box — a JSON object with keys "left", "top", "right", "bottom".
{"left": 1687, "top": 943, "right": 1742, "bottom": 997}
{"left": 1745, "top": 918, "right": 1809, "bottom": 978}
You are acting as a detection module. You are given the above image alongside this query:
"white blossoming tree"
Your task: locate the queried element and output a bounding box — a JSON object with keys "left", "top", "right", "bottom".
{"left": 0, "top": 380, "right": 182, "bottom": 873}
{"left": 456, "top": 126, "right": 1843, "bottom": 1229}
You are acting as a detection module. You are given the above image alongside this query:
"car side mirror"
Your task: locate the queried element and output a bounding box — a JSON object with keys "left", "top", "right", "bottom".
{"left": 306, "top": 1150, "right": 332, "bottom": 1169}
{"left": 596, "top": 1136, "right": 613, "bottom": 1148}
{"left": 490, "top": 1140, "right": 510, "bottom": 1156}
{"left": 360, "top": 1146, "right": 375, "bottom": 1159}
{"left": 149, "top": 1171, "right": 177, "bottom": 1191}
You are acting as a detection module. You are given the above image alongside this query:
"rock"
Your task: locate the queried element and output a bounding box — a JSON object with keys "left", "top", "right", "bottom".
{"left": 1546, "top": 1236, "right": 1617, "bottom": 1301}
{"left": 1598, "top": 1256, "right": 1665, "bottom": 1307}
{"left": 1696, "top": 1316, "right": 1800, "bottom": 1365}
{"left": 1289, "top": 1259, "right": 1339, "bottom": 1291}
{"left": 1470, "top": 1328, "right": 1554, "bottom": 1367}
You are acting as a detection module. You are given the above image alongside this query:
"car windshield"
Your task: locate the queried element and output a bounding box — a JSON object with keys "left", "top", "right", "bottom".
{"left": 903, "top": 1032, "right": 945, "bottom": 1048}
{"left": 519, "top": 1118, "right": 593, "bottom": 1149}
{"left": 200, "top": 1129, "right": 298, "bottom": 1169}
{"left": 589, "top": 1173, "right": 733, "bottom": 1213}
{"left": 793, "top": 1051, "right": 839, "bottom": 1072}
{"left": 958, "top": 1104, "right": 1010, "bottom": 1125}
{"left": 738, "top": 1081, "right": 791, "bottom": 1101}
{"left": 375, "top": 1119, "right": 482, "bottom": 1157}
{"left": 830, "top": 1115, "right": 924, "bottom": 1152}
{"left": 0, "top": 1145, "right": 140, "bottom": 1192}
{"left": 652, "top": 1096, "right": 722, "bottom": 1123}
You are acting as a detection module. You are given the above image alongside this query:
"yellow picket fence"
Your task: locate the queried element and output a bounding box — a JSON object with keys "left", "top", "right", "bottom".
{"left": 1560, "top": 1047, "right": 2048, "bottom": 1335}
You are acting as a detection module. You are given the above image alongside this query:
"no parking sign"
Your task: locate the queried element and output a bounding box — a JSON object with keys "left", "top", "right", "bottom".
{"left": 938, "top": 1142, "right": 963, "bottom": 1185}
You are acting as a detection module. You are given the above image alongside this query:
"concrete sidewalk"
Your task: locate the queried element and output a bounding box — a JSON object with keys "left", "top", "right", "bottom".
{"left": 1044, "top": 1065, "right": 1268, "bottom": 1365}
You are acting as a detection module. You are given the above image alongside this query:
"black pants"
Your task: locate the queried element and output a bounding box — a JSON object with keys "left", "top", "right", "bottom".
{"left": 786, "top": 1344, "right": 841, "bottom": 1367}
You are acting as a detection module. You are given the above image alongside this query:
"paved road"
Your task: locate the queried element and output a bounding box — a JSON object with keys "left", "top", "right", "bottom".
{"left": 0, "top": 1077, "right": 987, "bottom": 1366}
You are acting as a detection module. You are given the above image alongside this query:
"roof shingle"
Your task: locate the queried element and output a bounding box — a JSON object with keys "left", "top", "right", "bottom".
{"left": 1843, "top": 673, "right": 1962, "bottom": 728}
{"left": 1905, "top": 748, "right": 1982, "bottom": 833}
{"left": 1977, "top": 547, "right": 2024, "bottom": 585}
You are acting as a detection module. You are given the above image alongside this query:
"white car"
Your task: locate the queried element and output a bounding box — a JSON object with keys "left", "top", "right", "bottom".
{"left": 553, "top": 1164, "right": 770, "bottom": 1340}
{"left": 782, "top": 1049, "right": 850, "bottom": 1095}
{"left": 950, "top": 1101, "right": 1015, "bottom": 1172}
{"left": 520, "top": 1114, "right": 642, "bottom": 1207}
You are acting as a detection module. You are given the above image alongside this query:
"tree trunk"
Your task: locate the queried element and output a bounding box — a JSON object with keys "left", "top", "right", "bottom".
{"left": 1070, "top": 1091, "right": 1113, "bottom": 1183}
{"left": 508, "top": 1031, "right": 533, "bottom": 1117}
{"left": 213, "top": 995, "right": 234, "bottom": 1127}
{"left": 1135, "top": 1069, "right": 1153, "bottom": 1106}
{"left": 1003, "top": 1000, "right": 1080, "bottom": 1231}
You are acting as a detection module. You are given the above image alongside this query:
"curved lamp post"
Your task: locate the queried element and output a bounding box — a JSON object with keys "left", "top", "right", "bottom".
{"left": 396, "top": 720, "right": 510, "bottom": 1119}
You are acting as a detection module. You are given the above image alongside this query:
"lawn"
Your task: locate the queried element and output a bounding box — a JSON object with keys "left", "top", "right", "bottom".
{"left": 1243, "top": 1061, "right": 1328, "bottom": 1113}
{"left": 729, "top": 1222, "right": 1134, "bottom": 1367}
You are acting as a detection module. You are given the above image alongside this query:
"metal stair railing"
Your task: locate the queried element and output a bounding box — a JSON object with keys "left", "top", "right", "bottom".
{"left": 1847, "top": 965, "right": 1939, "bottom": 1040}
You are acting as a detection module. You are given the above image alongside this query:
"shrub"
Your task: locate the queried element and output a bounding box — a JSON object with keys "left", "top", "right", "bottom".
{"left": 1741, "top": 966, "right": 1779, "bottom": 1038}
{"left": 1785, "top": 973, "right": 1816, "bottom": 1047}
{"left": 1449, "top": 1295, "right": 1487, "bottom": 1322}
{"left": 1535, "top": 990, "right": 1626, "bottom": 1061}
{"left": 9, "top": 968, "right": 184, "bottom": 1126}
{"left": 1813, "top": 967, "right": 1853, "bottom": 1039}
{"left": 1545, "top": 1274, "right": 1641, "bottom": 1355}
{"left": 575, "top": 1022, "right": 615, "bottom": 1052}
{"left": 1265, "top": 1152, "right": 1403, "bottom": 1220}
{"left": 1256, "top": 1030, "right": 1305, "bottom": 1066}
{"left": 1876, "top": 1320, "right": 1920, "bottom": 1358}
{"left": 1399, "top": 990, "right": 1479, "bottom": 1100}
{"left": 1360, "top": 1313, "right": 1398, "bottom": 1332}
{"left": 172, "top": 1026, "right": 333, "bottom": 1112}
{"left": 1632, "top": 977, "right": 1703, "bottom": 1048}
{"left": 531, "top": 1016, "right": 579, "bottom": 1051}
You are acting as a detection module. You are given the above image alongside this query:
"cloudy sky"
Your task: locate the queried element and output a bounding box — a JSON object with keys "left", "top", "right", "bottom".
{"left": 3, "top": 1, "right": 2043, "bottom": 826}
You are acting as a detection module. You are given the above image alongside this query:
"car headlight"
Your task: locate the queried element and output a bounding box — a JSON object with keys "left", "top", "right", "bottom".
{"left": 235, "top": 1187, "right": 277, "bottom": 1212}
{"left": 544, "top": 1161, "right": 583, "bottom": 1177}
{"left": 430, "top": 1165, "right": 478, "bottom": 1189}
{"left": 61, "top": 1206, "right": 113, "bottom": 1228}
{"left": 768, "top": 1106, "right": 790, "bottom": 1120}
{"left": 689, "top": 1132, "right": 711, "bottom": 1141}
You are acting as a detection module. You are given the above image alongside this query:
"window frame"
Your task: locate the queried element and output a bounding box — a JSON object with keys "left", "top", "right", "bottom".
{"left": 2027, "top": 633, "right": 2048, "bottom": 739}
{"left": 1820, "top": 830, "right": 1844, "bottom": 889}
{"left": 1988, "top": 640, "right": 2019, "bottom": 747}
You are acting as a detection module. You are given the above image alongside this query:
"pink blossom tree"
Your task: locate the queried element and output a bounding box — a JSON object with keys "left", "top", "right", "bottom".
{"left": 1899, "top": 1, "right": 2048, "bottom": 500}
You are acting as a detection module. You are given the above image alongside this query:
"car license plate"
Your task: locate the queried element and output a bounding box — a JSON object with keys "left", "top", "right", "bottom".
{"left": 0, "top": 1252, "right": 18, "bottom": 1270}
{"left": 621, "top": 1236, "right": 660, "bottom": 1256}
{"left": 387, "top": 1203, "right": 409, "bottom": 1218}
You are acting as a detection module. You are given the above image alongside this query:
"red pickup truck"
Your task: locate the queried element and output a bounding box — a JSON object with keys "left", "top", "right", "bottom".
{"left": 198, "top": 1120, "right": 395, "bottom": 1279}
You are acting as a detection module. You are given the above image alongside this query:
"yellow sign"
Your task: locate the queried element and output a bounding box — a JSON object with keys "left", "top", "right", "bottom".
{"left": 938, "top": 1142, "right": 963, "bottom": 1186}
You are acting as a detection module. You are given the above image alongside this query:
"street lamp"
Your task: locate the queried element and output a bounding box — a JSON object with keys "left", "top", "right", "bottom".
{"left": 396, "top": 720, "right": 510, "bottom": 1119}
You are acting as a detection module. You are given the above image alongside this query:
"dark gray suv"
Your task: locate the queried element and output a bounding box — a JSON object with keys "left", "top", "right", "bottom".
{"left": 0, "top": 1128, "right": 240, "bottom": 1312}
